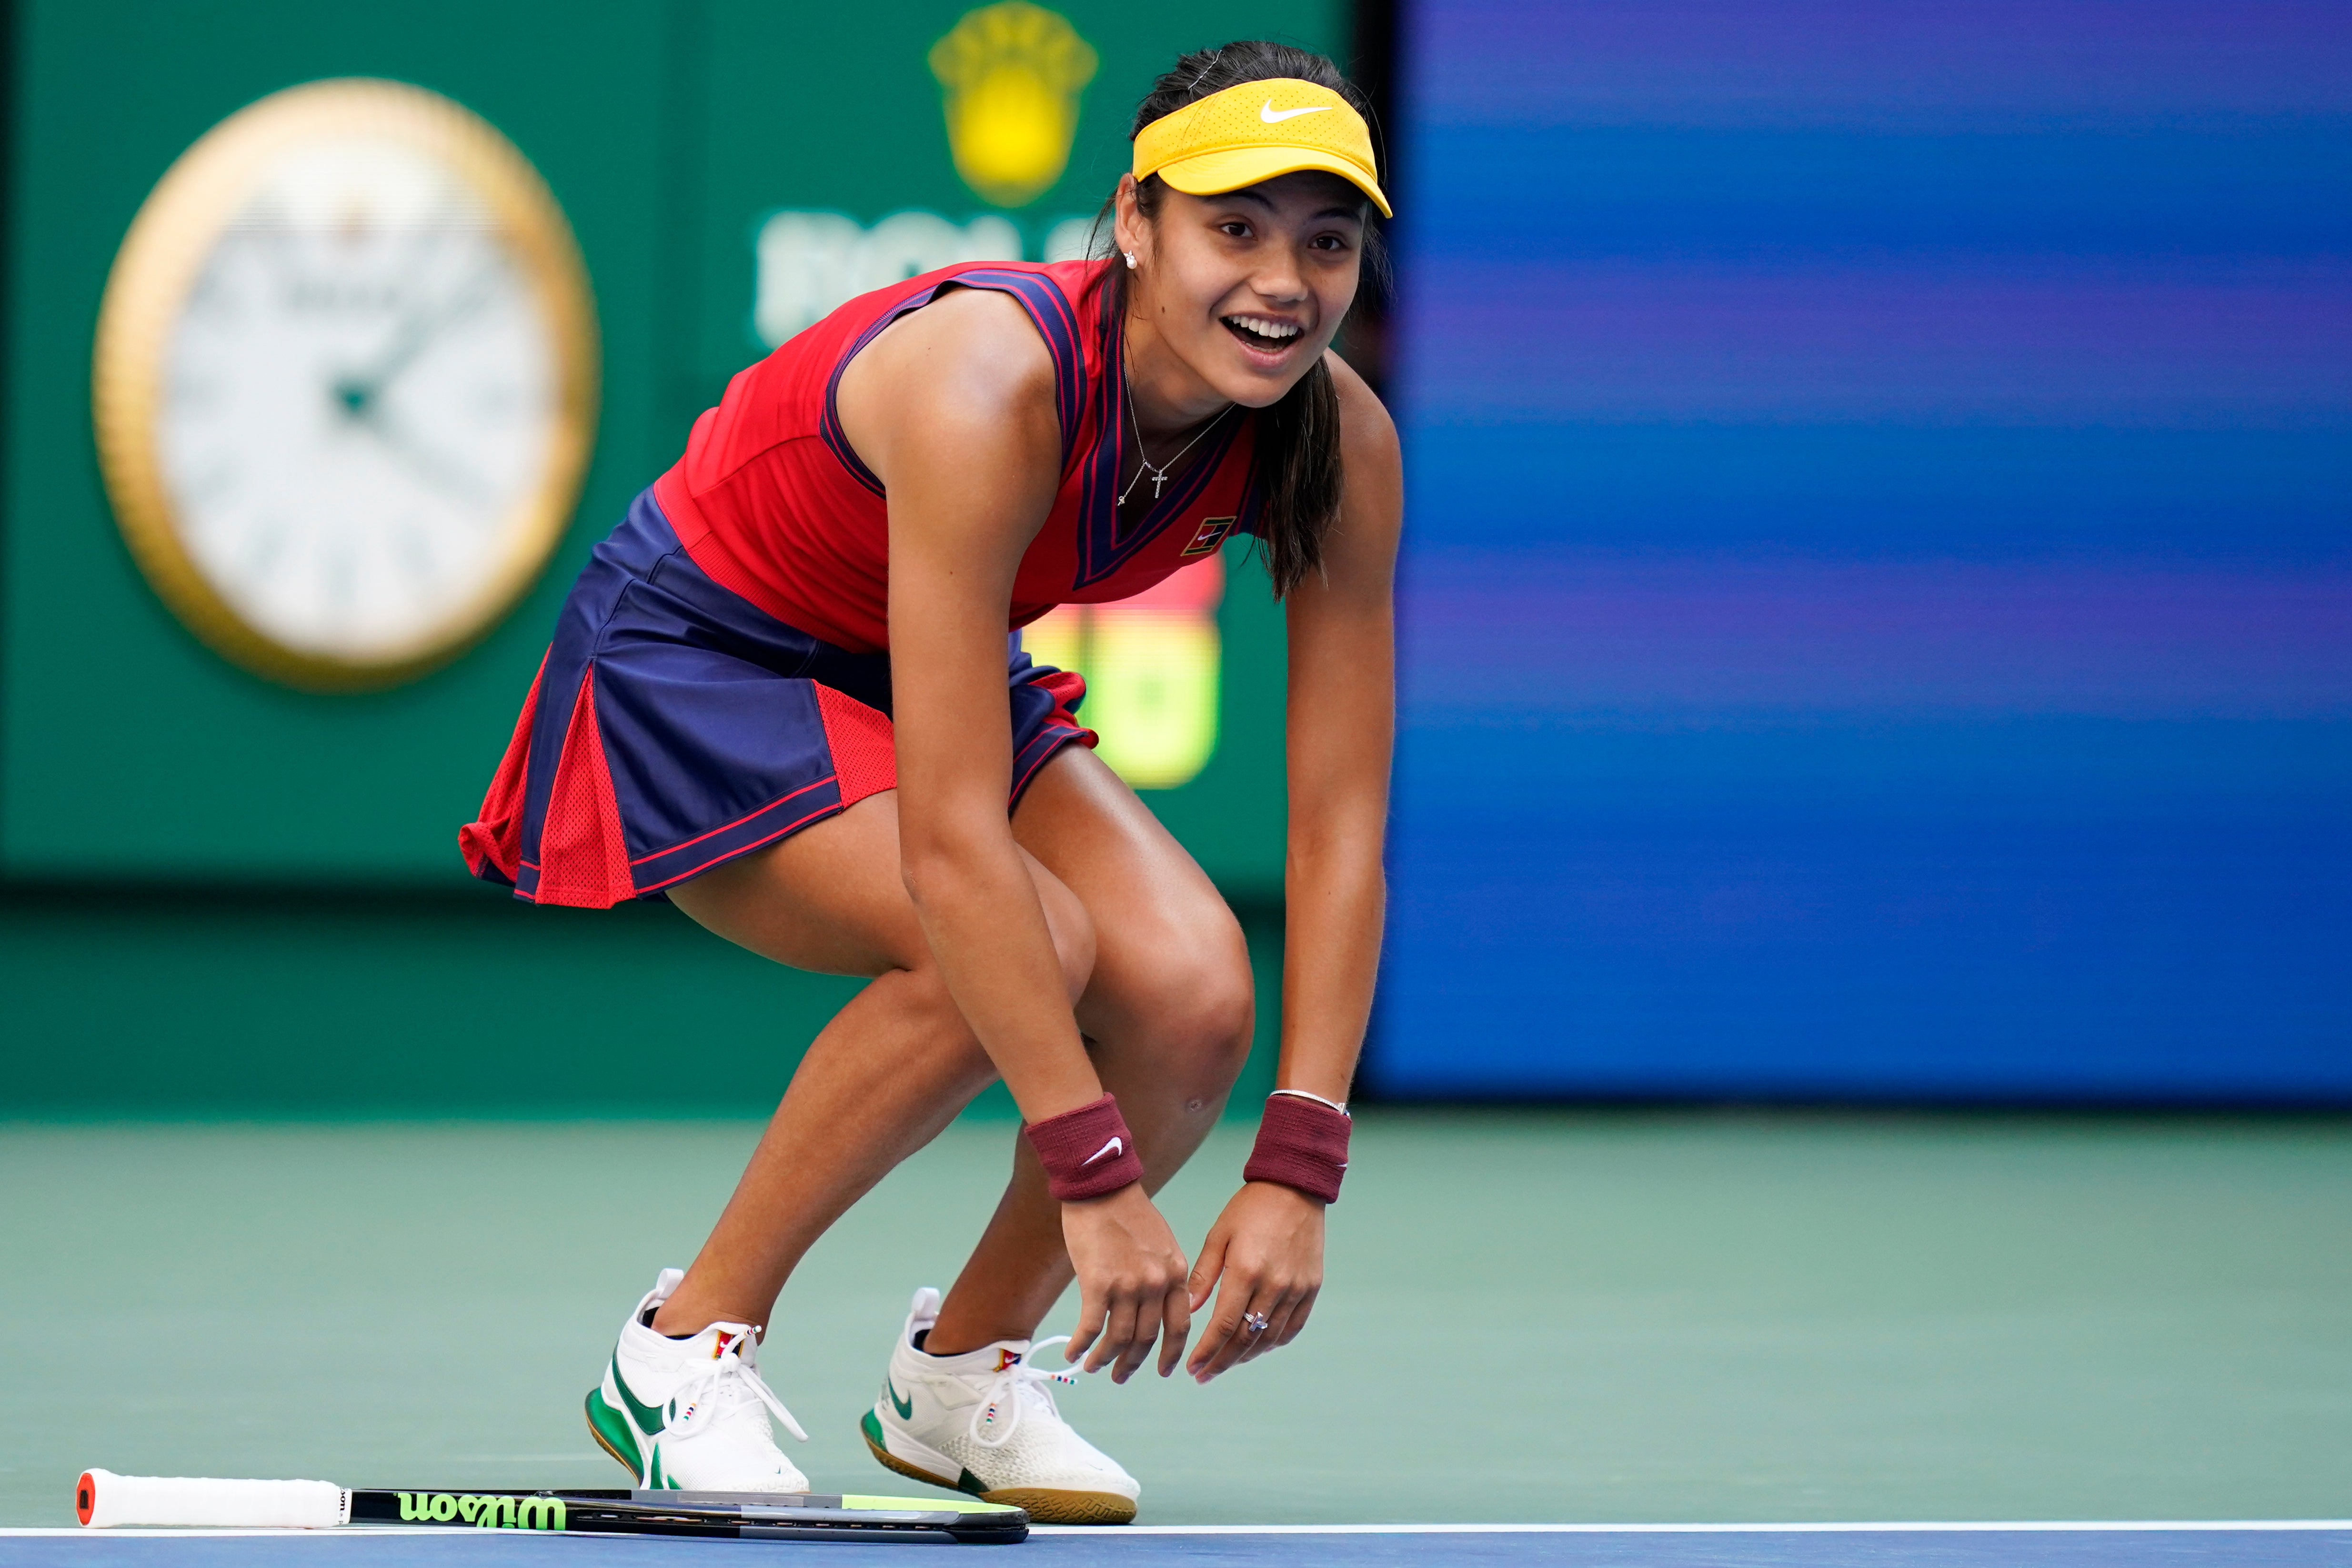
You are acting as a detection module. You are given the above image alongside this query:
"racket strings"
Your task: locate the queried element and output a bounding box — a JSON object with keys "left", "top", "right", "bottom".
{"left": 664, "top": 1326, "right": 808, "bottom": 1443}
{"left": 968, "top": 1336, "right": 1078, "bottom": 1449}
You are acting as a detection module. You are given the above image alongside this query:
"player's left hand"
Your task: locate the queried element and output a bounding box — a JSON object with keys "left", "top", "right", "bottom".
{"left": 1184, "top": 1181, "right": 1326, "bottom": 1383}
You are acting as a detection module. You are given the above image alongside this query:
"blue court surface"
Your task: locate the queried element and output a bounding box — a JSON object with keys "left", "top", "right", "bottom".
{"left": 10, "top": 1525, "right": 2351, "bottom": 1566}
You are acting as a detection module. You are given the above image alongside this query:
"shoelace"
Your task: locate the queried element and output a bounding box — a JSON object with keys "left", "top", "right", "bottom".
{"left": 968, "top": 1336, "right": 1078, "bottom": 1450}
{"left": 666, "top": 1327, "right": 808, "bottom": 1443}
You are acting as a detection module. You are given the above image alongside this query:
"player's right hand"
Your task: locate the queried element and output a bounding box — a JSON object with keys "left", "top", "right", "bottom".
{"left": 1059, "top": 1183, "right": 1192, "bottom": 1383}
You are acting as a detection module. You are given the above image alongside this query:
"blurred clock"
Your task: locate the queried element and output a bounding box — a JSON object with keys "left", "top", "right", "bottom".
{"left": 92, "top": 78, "right": 598, "bottom": 691}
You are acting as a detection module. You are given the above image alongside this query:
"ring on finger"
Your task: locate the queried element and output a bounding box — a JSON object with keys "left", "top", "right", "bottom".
{"left": 1243, "top": 1310, "right": 1272, "bottom": 1334}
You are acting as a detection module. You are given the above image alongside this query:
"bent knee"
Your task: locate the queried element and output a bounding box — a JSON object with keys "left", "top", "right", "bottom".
{"left": 1035, "top": 876, "right": 1097, "bottom": 1006}
{"left": 1179, "top": 961, "right": 1256, "bottom": 1075}
{"left": 873, "top": 963, "right": 997, "bottom": 1091}
{"left": 1134, "top": 929, "right": 1256, "bottom": 1086}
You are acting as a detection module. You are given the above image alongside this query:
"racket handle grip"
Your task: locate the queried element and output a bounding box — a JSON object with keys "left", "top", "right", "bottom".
{"left": 77, "top": 1469, "right": 352, "bottom": 1528}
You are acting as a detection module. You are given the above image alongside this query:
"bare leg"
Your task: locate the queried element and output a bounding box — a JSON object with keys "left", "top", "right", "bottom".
{"left": 651, "top": 791, "right": 1094, "bottom": 1336}
{"left": 647, "top": 970, "right": 992, "bottom": 1331}
{"left": 924, "top": 749, "right": 1255, "bottom": 1354}
{"left": 649, "top": 748, "right": 1250, "bottom": 1348}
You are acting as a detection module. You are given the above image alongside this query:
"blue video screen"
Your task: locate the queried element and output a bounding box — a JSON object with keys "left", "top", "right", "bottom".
{"left": 1371, "top": 1, "right": 2352, "bottom": 1100}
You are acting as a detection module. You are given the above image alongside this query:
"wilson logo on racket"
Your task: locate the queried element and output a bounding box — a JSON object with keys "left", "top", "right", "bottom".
{"left": 396, "top": 1492, "right": 566, "bottom": 1530}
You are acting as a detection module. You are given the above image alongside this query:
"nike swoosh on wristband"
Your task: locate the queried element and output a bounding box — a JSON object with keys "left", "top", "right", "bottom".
{"left": 1261, "top": 101, "right": 1333, "bottom": 122}
{"left": 1081, "top": 1136, "right": 1125, "bottom": 1166}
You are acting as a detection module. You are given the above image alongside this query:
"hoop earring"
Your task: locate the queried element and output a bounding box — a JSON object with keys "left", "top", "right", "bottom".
{"left": 1123, "top": 251, "right": 1138, "bottom": 270}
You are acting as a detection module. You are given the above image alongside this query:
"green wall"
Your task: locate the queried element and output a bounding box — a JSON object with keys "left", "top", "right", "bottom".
{"left": 0, "top": 0, "right": 1340, "bottom": 1111}
{"left": 0, "top": 887, "right": 1284, "bottom": 1116}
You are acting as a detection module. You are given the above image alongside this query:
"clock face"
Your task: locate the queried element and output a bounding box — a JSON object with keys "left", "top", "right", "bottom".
{"left": 94, "top": 80, "right": 598, "bottom": 689}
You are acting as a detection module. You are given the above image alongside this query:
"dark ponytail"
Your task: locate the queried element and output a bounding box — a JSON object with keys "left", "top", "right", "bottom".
{"left": 1092, "top": 42, "right": 1387, "bottom": 597}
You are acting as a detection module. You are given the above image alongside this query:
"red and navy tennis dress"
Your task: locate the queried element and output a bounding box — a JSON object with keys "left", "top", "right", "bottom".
{"left": 461, "top": 258, "right": 1259, "bottom": 908}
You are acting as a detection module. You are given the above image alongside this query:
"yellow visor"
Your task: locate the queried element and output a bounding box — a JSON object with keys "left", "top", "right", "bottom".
{"left": 1132, "top": 77, "right": 1391, "bottom": 218}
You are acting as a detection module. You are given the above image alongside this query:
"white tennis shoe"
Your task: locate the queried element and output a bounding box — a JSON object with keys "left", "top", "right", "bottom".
{"left": 859, "top": 1287, "right": 1140, "bottom": 1525}
{"left": 585, "top": 1267, "right": 810, "bottom": 1492}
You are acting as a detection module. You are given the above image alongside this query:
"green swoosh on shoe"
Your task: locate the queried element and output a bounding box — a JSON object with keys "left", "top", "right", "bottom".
{"left": 886, "top": 1378, "right": 914, "bottom": 1420}
{"left": 612, "top": 1355, "right": 667, "bottom": 1435}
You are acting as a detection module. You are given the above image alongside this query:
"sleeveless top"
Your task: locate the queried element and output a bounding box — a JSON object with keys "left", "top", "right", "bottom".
{"left": 651, "top": 258, "right": 1261, "bottom": 655}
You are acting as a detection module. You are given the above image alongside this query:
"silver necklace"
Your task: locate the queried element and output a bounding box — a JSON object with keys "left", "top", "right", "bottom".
{"left": 1120, "top": 368, "right": 1231, "bottom": 505}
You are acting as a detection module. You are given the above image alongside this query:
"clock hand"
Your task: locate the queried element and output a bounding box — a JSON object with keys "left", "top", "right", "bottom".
{"left": 332, "top": 258, "right": 503, "bottom": 419}
{"left": 352, "top": 404, "right": 495, "bottom": 506}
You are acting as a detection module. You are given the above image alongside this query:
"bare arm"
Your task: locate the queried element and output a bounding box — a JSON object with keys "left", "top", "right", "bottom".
{"left": 1187, "top": 352, "right": 1402, "bottom": 1379}
{"left": 838, "top": 288, "right": 1191, "bottom": 1379}
{"left": 844, "top": 291, "right": 1101, "bottom": 1121}
{"left": 1275, "top": 354, "right": 1401, "bottom": 1105}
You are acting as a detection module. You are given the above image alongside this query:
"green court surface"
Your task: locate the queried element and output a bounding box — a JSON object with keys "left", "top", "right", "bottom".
{"left": 5, "top": 1111, "right": 2349, "bottom": 1529}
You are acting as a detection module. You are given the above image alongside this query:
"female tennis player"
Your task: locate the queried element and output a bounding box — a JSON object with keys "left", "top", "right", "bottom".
{"left": 462, "top": 42, "right": 1397, "bottom": 1524}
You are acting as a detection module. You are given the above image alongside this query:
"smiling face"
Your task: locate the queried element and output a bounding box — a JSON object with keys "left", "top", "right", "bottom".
{"left": 1115, "top": 170, "right": 1367, "bottom": 414}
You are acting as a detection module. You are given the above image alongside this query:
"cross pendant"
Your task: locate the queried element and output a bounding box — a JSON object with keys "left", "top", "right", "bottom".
{"left": 1151, "top": 471, "right": 1168, "bottom": 499}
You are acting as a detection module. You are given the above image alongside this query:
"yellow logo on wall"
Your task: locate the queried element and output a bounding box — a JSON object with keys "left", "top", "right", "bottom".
{"left": 929, "top": 1, "right": 1097, "bottom": 208}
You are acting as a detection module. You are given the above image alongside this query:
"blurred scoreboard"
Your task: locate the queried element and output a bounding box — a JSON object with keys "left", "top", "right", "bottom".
{"left": 1373, "top": 0, "right": 2352, "bottom": 1102}
{"left": 0, "top": 0, "right": 1337, "bottom": 901}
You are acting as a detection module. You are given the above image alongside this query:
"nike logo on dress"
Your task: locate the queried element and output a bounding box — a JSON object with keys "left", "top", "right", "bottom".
{"left": 1261, "top": 101, "right": 1333, "bottom": 122}
{"left": 1081, "top": 1136, "right": 1125, "bottom": 1166}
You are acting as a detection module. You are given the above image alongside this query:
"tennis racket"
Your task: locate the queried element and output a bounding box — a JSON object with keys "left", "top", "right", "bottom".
{"left": 76, "top": 1469, "right": 1026, "bottom": 1544}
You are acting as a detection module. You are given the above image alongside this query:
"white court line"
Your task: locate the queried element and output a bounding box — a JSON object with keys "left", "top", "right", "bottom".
{"left": 1032, "top": 1521, "right": 2352, "bottom": 1536}
{"left": 0, "top": 1530, "right": 694, "bottom": 1540}
{"left": 8, "top": 1520, "right": 2349, "bottom": 1538}
{"left": 1, "top": 1530, "right": 488, "bottom": 1538}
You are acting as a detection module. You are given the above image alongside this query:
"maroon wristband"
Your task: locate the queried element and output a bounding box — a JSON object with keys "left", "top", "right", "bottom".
{"left": 1243, "top": 1093, "right": 1351, "bottom": 1204}
{"left": 1024, "top": 1093, "right": 1146, "bottom": 1201}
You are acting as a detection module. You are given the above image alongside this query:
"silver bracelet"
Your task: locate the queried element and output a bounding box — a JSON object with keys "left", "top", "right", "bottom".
{"left": 1269, "top": 1087, "right": 1349, "bottom": 1118}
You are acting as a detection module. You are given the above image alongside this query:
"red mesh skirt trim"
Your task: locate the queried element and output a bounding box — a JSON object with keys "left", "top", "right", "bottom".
{"left": 813, "top": 683, "right": 898, "bottom": 807}
{"left": 457, "top": 651, "right": 547, "bottom": 886}
{"left": 532, "top": 667, "right": 639, "bottom": 908}
{"left": 1033, "top": 669, "right": 1085, "bottom": 713}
